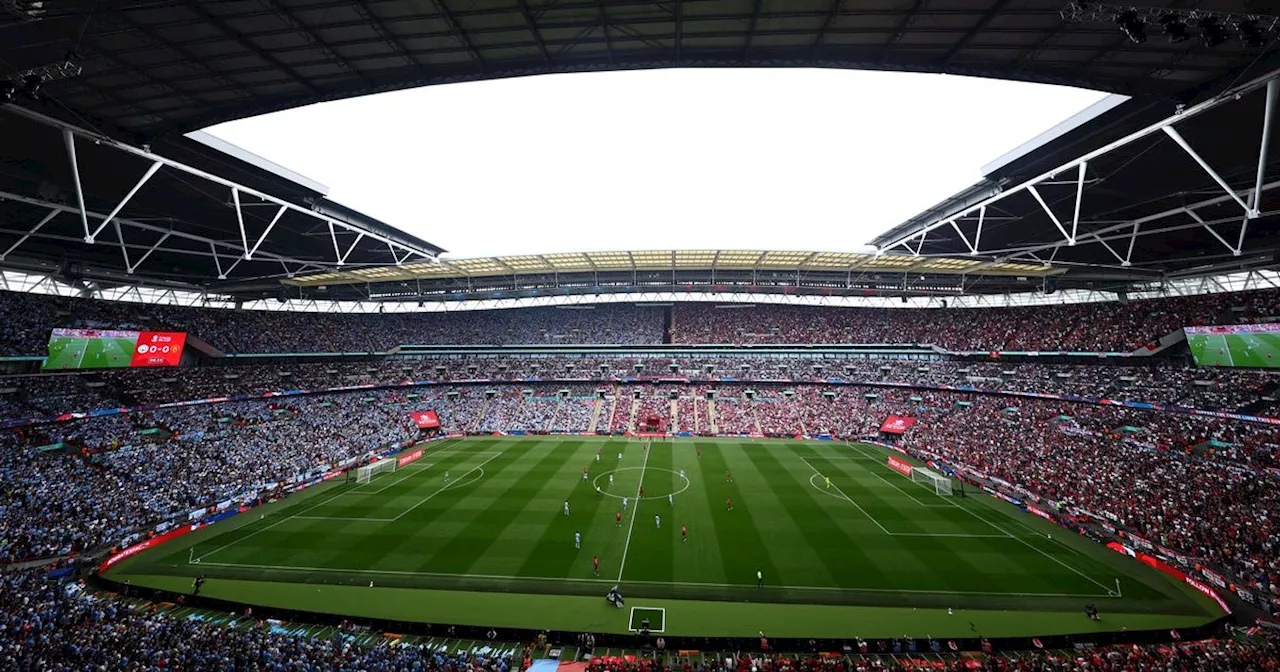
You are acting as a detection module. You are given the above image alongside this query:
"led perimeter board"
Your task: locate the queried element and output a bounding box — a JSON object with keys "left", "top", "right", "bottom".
{"left": 43, "top": 328, "right": 187, "bottom": 370}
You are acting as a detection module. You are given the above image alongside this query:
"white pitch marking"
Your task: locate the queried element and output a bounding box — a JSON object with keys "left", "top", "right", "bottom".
{"left": 850, "top": 444, "right": 1116, "bottom": 594}
{"left": 615, "top": 439, "right": 650, "bottom": 582}
{"left": 799, "top": 457, "right": 891, "bottom": 534}
{"left": 390, "top": 452, "right": 503, "bottom": 522}
{"left": 192, "top": 559, "right": 1111, "bottom": 598}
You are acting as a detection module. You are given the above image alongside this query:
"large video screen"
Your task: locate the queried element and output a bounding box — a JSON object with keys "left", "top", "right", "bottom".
{"left": 43, "top": 328, "right": 187, "bottom": 370}
{"left": 1185, "top": 324, "right": 1280, "bottom": 368}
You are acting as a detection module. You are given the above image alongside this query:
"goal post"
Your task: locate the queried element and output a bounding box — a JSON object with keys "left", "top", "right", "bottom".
{"left": 911, "top": 467, "right": 953, "bottom": 496}
{"left": 355, "top": 458, "right": 396, "bottom": 484}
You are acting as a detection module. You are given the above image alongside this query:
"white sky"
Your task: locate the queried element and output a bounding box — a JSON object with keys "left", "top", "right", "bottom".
{"left": 205, "top": 69, "right": 1109, "bottom": 258}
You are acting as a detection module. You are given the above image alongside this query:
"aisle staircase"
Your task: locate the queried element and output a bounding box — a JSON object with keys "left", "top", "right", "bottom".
{"left": 707, "top": 399, "right": 719, "bottom": 434}
{"left": 669, "top": 399, "right": 679, "bottom": 432}
{"left": 750, "top": 402, "right": 764, "bottom": 435}
{"left": 549, "top": 399, "right": 565, "bottom": 431}
{"left": 693, "top": 393, "right": 702, "bottom": 434}
{"left": 472, "top": 397, "right": 491, "bottom": 432}
{"left": 626, "top": 397, "right": 640, "bottom": 433}
{"left": 587, "top": 398, "right": 604, "bottom": 433}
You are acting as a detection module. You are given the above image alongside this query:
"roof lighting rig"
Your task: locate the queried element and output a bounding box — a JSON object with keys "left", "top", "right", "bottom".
{"left": 1061, "top": 2, "right": 1278, "bottom": 47}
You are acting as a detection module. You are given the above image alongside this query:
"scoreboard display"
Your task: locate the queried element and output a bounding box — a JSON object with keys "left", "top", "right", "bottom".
{"left": 43, "top": 328, "right": 187, "bottom": 370}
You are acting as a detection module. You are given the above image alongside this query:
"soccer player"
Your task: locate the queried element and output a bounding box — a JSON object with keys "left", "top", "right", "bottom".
{"left": 622, "top": 497, "right": 629, "bottom": 510}
{"left": 825, "top": 475, "right": 831, "bottom": 489}
{"left": 593, "top": 555, "right": 599, "bottom": 576}
{"left": 726, "top": 497, "right": 733, "bottom": 511}
{"left": 445, "top": 471, "right": 450, "bottom": 481}
{"left": 617, "top": 451, "right": 622, "bottom": 460}
{"left": 756, "top": 569, "right": 763, "bottom": 588}
{"left": 696, "top": 447, "right": 702, "bottom": 459}
{"left": 609, "top": 474, "right": 614, "bottom": 486}
{"left": 725, "top": 470, "right": 732, "bottom": 482}
{"left": 616, "top": 511, "right": 622, "bottom": 527}
{"left": 575, "top": 531, "right": 581, "bottom": 549}
{"left": 639, "top": 486, "right": 645, "bottom": 498}
{"left": 595, "top": 484, "right": 602, "bottom": 497}
{"left": 583, "top": 466, "right": 589, "bottom": 480}
{"left": 595, "top": 453, "right": 600, "bottom": 463}
{"left": 564, "top": 500, "right": 570, "bottom": 517}
{"left": 679, "top": 468, "right": 686, "bottom": 480}
{"left": 668, "top": 493, "right": 674, "bottom": 506}
{"left": 654, "top": 515, "right": 660, "bottom": 529}
{"left": 681, "top": 524, "right": 688, "bottom": 542}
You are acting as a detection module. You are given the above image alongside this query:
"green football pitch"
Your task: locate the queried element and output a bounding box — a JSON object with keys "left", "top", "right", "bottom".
{"left": 105, "top": 437, "right": 1219, "bottom": 638}
{"left": 43, "top": 335, "right": 135, "bottom": 370}
{"left": 1187, "top": 331, "right": 1280, "bottom": 368}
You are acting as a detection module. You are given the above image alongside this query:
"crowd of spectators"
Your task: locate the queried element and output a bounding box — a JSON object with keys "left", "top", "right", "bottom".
{"left": 2, "top": 380, "right": 1280, "bottom": 662}
{"left": 585, "top": 638, "right": 1280, "bottom": 672}
{"left": 0, "top": 290, "right": 663, "bottom": 355}
{"left": 0, "top": 566, "right": 516, "bottom": 671}
{"left": 0, "top": 393, "right": 418, "bottom": 563}
{"left": 1, "top": 563, "right": 1275, "bottom": 670}
{"left": 671, "top": 290, "right": 1280, "bottom": 351}
{"left": 6, "top": 356, "right": 1277, "bottom": 427}
{"left": 4, "top": 289, "right": 1280, "bottom": 355}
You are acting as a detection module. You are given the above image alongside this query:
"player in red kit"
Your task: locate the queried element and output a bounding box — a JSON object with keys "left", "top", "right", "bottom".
{"left": 725, "top": 470, "right": 732, "bottom": 482}
{"left": 593, "top": 555, "right": 599, "bottom": 577}
{"left": 616, "top": 511, "right": 622, "bottom": 526}
{"left": 726, "top": 497, "right": 733, "bottom": 511}
{"left": 681, "top": 525, "right": 688, "bottom": 542}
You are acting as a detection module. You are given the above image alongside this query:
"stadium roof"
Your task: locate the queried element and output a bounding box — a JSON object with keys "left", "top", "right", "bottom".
{"left": 5, "top": 1, "right": 1280, "bottom": 141}
{"left": 287, "top": 249, "right": 1061, "bottom": 285}
{"left": 0, "top": 104, "right": 445, "bottom": 291}
{"left": 872, "top": 65, "right": 1280, "bottom": 284}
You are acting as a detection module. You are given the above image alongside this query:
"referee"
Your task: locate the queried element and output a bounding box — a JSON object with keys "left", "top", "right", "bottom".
{"left": 756, "top": 569, "right": 763, "bottom": 588}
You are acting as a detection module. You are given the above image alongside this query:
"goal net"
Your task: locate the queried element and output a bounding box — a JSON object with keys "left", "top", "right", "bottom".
{"left": 911, "top": 467, "right": 953, "bottom": 496}
{"left": 356, "top": 458, "right": 396, "bottom": 484}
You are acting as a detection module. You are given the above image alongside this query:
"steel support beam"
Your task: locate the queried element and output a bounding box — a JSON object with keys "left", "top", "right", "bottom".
{"left": 63, "top": 130, "right": 90, "bottom": 242}
{"left": 878, "top": 66, "right": 1280, "bottom": 254}
{"left": 90, "top": 161, "right": 163, "bottom": 243}
{"left": 3, "top": 105, "right": 439, "bottom": 263}
{"left": 1070, "top": 161, "right": 1086, "bottom": 244}
{"left": 246, "top": 206, "right": 288, "bottom": 260}
{"left": 232, "top": 187, "right": 249, "bottom": 255}
{"left": 1027, "top": 185, "right": 1073, "bottom": 244}
{"left": 0, "top": 210, "right": 59, "bottom": 261}
{"left": 972, "top": 177, "right": 1280, "bottom": 260}
{"left": 0, "top": 189, "right": 334, "bottom": 274}
{"left": 128, "top": 232, "right": 171, "bottom": 274}
{"left": 1162, "top": 126, "right": 1253, "bottom": 216}
{"left": 1241, "top": 78, "right": 1279, "bottom": 252}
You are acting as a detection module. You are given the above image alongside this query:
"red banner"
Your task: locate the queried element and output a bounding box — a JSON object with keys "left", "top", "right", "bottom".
{"left": 98, "top": 524, "right": 193, "bottom": 573}
{"left": 409, "top": 410, "right": 440, "bottom": 429}
{"left": 397, "top": 449, "right": 424, "bottom": 468}
{"left": 880, "top": 415, "right": 917, "bottom": 434}
{"left": 887, "top": 455, "right": 914, "bottom": 477}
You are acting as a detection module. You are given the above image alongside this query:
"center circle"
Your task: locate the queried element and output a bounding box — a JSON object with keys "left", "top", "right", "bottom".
{"left": 592, "top": 466, "right": 690, "bottom": 501}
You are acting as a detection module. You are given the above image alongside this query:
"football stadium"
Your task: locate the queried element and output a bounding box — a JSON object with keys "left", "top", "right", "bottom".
{"left": 3, "top": 2, "right": 1280, "bottom": 670}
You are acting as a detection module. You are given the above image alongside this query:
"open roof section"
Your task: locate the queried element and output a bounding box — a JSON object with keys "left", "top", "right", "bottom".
{"left": 4, "top": 0, "right": 1280, "bottom": 141}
